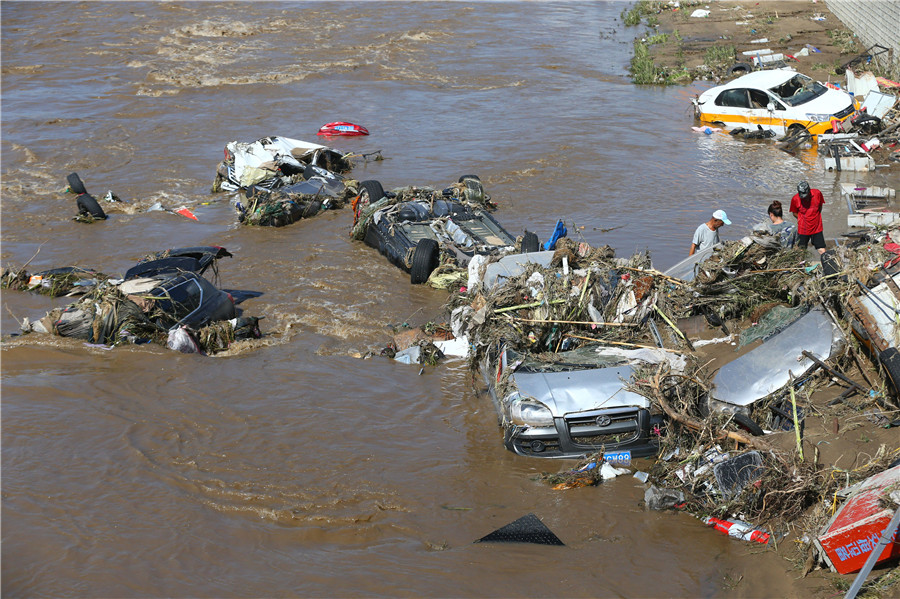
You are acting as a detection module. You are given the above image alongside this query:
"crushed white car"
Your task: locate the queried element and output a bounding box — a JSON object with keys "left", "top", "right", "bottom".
{"left": 692, "top": 68, "right": 855, "bottom": 136}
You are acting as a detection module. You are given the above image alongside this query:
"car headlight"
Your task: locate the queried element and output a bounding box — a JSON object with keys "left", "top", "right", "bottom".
{"left": 806, "top": 113, "right": 832, "bottom": 121}
{"left": 509, "top": 399, "right": 555, "bottom": 426}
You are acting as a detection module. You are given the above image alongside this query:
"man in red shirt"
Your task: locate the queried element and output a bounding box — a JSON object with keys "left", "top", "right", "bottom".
{"left": 790, "top": 181, "right": 826, "bottom": 255}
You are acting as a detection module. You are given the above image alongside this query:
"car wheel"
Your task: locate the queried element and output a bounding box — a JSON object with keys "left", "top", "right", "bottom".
{"left": 732, "top": 412, "right": 764, "bottom": 436}
{"left": 357, "top": 180, "right": 385, "bottom": 208}
{"left": 410, "top": 238, "right": 439, "bottom": 284}
{"left": 821, "top": 249, "right": 841, "bottom": 278}
{"left": 76, "top": 192, "right": 107, "bottom": 219}
{"left": 728, "top": 62, "right": 753, "bottom": 76}
{"left": 522, "top": 231, "right": 540, "bottom": 253}
{"left": 458, "top": 174, "right": 480, "bottom": 183}
{"left": 66, "top": 172, "right": 88, "bottom": 195}
{"left": 879, "top": 347, "right": 900, "bottom": 397}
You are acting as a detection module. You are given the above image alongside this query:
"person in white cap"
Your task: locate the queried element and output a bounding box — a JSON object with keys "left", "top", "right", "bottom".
{"left": 689, "top": 209, "right": 731, "bottom": 255}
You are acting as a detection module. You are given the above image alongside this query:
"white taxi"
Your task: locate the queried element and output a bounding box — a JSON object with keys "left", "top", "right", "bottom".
{"left": 692, "top": 68, "right": 855, "bottom": 136}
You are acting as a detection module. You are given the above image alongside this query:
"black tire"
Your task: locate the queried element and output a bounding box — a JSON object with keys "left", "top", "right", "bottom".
{"left": 458, "top": 174, "right": 480, "bottom": 183}
{"left": 879, "top": 347, "right": 900, "bottom": 397}
{"left": 732, "top": 412, "right": 764, "bottom": 436}
{"left": 787, "top": 124, "right": 807, "bottom": 137}
{"left": 76, "top": 193, "right": 106, "bottom": 219}
{"left": 66, "top": 172, "right": 88, "bottom": 195}
{"left": 821, "top": 249, "right": 841, "bottom": 278}
{"left": 410, "top": 238, "right": 439, "bottom": 284}
{"left": 854, "top": 114, "right": 881, "bottom": 126}
{"left": 522, "top": 231, "right": 540, "bottom": 253}
{"left": 357, "top": 180, "right": 385, "bottom": 206}
{"left": 729, "top": 62, "right": 753, "bottom": 76}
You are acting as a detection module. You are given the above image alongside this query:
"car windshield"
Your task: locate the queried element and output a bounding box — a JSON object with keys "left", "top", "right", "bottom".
{"left": 768, "top": 74, "right": 827, "bottom": 107}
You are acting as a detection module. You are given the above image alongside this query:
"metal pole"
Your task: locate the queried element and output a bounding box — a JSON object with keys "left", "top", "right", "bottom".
{"left": 844, "top": 504, "right": 900, "bottom": 599}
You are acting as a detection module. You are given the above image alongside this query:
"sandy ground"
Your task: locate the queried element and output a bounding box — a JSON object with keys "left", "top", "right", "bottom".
{"left": 640, "top": 0, "right": 869, "bottom": 84}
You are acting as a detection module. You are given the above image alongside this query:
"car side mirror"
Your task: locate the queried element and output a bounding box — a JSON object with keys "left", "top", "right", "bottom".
{"left": 767, "top": 102, "right": 775, "bottom": 111}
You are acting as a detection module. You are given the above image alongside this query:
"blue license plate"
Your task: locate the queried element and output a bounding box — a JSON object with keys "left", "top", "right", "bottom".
{"left": 604, "top": 450, "right": 632, "bottom": 466}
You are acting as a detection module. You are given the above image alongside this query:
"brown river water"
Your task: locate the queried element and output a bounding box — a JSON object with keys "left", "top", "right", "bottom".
{"left": 3, "top": 2, "right": 898, "bottom": 597}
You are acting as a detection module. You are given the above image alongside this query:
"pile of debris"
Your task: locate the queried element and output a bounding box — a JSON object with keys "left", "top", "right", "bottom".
{"left": 211, "top": 135, "right": 380, "bottom": 227}
{"left": 1, "top": 266, "right": 104, "bottom": 298}
{"left": 447, "top": 233, "right": 821, "bottom": 368}
{"left": 387, "top": 225, "right": 900, "bottom": 582}
{"left": 3, "top": 246, "right": 262, "bottom": 355}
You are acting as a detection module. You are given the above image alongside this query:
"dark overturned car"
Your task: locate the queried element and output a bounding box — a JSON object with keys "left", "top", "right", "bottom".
{"left": 6, "top": 247, "right": 261, "bottom": 354}
{"left": 350, "top": 175, "right": 540, "bottom": 284}
{"left": 211, "top": 136, "right": 366, "bottom": 227}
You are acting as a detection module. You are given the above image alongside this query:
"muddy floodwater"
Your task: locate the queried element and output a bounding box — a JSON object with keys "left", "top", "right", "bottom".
{"left": 2, "top": 2, "right": 897, "bottom": 597}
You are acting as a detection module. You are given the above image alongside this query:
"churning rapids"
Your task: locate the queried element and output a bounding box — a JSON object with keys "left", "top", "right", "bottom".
{"left": 2, "top": 2, "right": 886, "bottom": 597}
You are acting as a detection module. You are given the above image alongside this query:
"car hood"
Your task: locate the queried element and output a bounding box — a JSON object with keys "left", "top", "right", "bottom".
{"left": 710, "top": 307, "right": 845, "bottom": 407}
{"left": 509, "top": 366, "right": 650, "bottom": 416}
{"left": 788, "top": 87, "right": 853, "bottom": 113}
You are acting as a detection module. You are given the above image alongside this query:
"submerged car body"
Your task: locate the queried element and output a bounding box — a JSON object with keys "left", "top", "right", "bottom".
{"left": 709, "top": 306, "right": 845, "bottom": 412}
{"left": 120, "top": 272, "right": 235, "bottom": 330}
{"left": 213, "top": 136, "right": 352, "bottom": 193}
{"left": 481, "top": 344, "right": 670, "bottom": 459}
{"left": 693, "top": 69, "right": 855, "bottom": 136}
{"left": 23, "top": 246, "right": 248, "bottom": 349}
{"left": 125, "top": 246, "right": 233, "bottom": 280}
{"left": 237, "top": 165, "right": 351, "bottom": 227}
{"left": 357, "top": 177, "right": 535, "bottom": 283}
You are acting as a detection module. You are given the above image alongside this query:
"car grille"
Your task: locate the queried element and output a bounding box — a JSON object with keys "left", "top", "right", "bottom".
{"left": 516, "top": 438, "right": 561, "bottom": 456}
{"left": 834, "top": 104, "right": 855, "bottom": 119}
{"left": 567, "top": 412, "right": 640, "bottom": 447}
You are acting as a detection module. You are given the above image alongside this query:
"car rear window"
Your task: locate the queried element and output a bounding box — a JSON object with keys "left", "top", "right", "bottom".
{"left": 152, "top": 277, "right": 203, "bottom": 319}
{"left": 715, "top": 89, "right": 750, "bottom": 108}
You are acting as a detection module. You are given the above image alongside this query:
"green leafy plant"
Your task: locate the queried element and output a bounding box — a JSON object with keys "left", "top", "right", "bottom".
{"left": 704, "top": 44, "right": 736, "bottom": 66}
{"left": 622, "top": 0, "right": 663, "bottom": 27}
{"left": 630, "top": 39, "right": 664, "bottom": 84}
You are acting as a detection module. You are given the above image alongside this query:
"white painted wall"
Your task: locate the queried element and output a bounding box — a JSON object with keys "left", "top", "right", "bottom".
{"left": 825, "top": 0, "right": 900, "bottom": 76}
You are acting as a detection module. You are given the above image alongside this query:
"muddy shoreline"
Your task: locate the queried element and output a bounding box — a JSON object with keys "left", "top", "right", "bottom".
{"left": 626, "top": 0, "right": 867, "bottom": 85}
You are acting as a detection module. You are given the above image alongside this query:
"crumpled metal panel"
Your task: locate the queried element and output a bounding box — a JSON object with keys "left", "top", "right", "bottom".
{"left": 711, "top": 307, "right": 843, "bottom": 407}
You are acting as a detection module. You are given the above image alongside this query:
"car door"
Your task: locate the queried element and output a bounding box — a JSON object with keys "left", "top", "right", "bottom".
{"left": 747, "top": 89, "right": 787, "bottom": 134}
{"left": 713, "top": 88, "right": 752, "bottom": 128}
{"left": 746, "top": 88, "right": 773, "bottom": 130}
